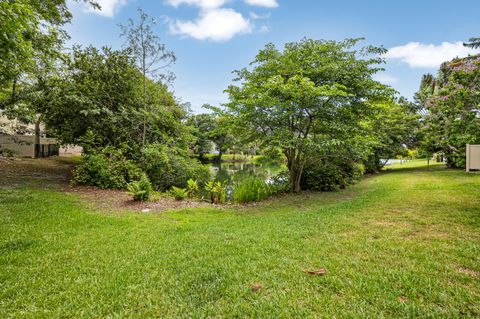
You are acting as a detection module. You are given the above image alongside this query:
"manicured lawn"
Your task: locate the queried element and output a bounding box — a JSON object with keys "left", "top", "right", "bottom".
{"left": 0, "top": 160, "right": 479, "bottom": 318}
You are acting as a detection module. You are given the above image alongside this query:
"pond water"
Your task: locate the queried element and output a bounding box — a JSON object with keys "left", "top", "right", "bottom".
{"left": 208, "top": 161, "right": 285, "bottom": 184}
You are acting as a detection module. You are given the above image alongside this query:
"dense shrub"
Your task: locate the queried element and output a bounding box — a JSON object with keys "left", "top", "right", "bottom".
{"left": 127, "top": 174, "right": 153, "bottom": 201}
{"left": 270, "top": 169, "right": 291, "bottom": 193}
{"left": 300, "top": 159, "right": 364, "bottom": 192}
{"left": 72, "top": 148, "right": 142, "bottom": 189}
{"left": 143, "top": 144, "right": 211, "bottom": 191}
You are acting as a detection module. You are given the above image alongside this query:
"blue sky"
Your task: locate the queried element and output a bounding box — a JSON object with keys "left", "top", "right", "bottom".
{"left": 67, "top": 0, "right": 480, "bottom": 113}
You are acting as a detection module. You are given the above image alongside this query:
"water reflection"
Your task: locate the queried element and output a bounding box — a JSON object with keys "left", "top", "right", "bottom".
{"left": 208, "top": 161, "right": 284, "bottom": 184}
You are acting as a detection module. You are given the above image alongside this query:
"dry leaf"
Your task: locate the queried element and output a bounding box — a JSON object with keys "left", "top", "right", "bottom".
{"left": 251, "top": 283, "right": 263, "bottom": 292}
{"left": 398, "top": 296, "right": 409, "bottom": 302}
{"left": 304, "top": 268, "right": 327, "bottom": 275}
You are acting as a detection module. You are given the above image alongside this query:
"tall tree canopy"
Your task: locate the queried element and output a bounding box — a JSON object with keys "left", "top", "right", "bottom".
{"left": 464, "top": 37, "right": 480, "bottom": 49}
{"left": 417, "top": 54, "right": 480, "bottom": 168}
{"left": 225, "top": 38, "right": 394, "bottom": 192}
{"left": 120, "top": 8, "right": 176, "bottom": 146}
{"left": 42, "top": 46, "right": 189, "bottom": 158}
{"left": 0, "top": 0, "right": 97, "bottom": 86}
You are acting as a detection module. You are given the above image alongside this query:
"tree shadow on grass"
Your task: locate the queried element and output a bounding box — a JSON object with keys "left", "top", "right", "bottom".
{"left": 0, "top": 239, "right": 37, "bottom": 254}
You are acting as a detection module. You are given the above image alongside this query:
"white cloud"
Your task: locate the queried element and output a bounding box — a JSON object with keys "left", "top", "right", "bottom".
{"left": 385, "top": 41, "right": 480, "bottom": 68}
{"left": 166, "top": 0, "right": 278, "bottom": 41}
{"left": 373, "top": 73, "right": 397, "bottom": 85}
{"left": 165, "top": 0, "right": 228, "bottom": 9}
{"left": 258, "top": 25, "right": 270, "bottom": 33}
{"left": 249, "top": 12, "right": 270, "bottom": 19}
{"left": 170, "top": 8, "right": 252, "bottom": 41}
{"left": 85, "top": 0, "right": 127, "bottom": 17}
{"left": 244, "top": 0, "right": 278, "bottom": 8}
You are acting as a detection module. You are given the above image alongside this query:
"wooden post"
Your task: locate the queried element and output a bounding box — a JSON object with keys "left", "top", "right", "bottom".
{"left": 466, "top": 144, "right": 470, "bottom": 172}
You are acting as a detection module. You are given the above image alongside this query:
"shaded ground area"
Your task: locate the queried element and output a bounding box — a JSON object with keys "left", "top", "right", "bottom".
{"left": 0, "top": 156, "right": 74, "bottom": 188}
{"left": 0, "top": 159, "right": 479, "bottom": 318}
{"left": 0, "top": 157, "right": 210, "bottom": 213}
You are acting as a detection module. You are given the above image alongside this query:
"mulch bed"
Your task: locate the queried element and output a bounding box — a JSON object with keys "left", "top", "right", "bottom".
{"left": 0, "top": 156, "right": 211, "bottom": 213}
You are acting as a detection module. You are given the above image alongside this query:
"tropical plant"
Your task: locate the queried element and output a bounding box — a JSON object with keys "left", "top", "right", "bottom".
{"left": 127, "top": 174, "right": 153, "bottom": 201}
{"left": 169, "top": 186, "right": 188, "bottom": 201}
{"left": 186, "top": 179, "right": 199, "bottom": 198}
{"left": 205, "top": 181, "right": 227, "bottom": 204}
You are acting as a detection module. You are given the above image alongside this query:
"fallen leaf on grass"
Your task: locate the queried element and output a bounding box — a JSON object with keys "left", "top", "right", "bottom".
{"left": 398, "top": 296, "right": 409, "bottom": 302}
{"left": 303, "top": 268, "right": 327, "bottom": 275}
{"left": 251, "top": 283, "right": 263, "bottom": 292}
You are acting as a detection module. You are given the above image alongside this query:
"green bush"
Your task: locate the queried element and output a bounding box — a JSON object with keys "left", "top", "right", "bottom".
{"left": 143, "top": 144, "right": 211, "bottom": 191}
{"left": 270, "top": 169, "right": 291, "bottom": 193}
{"left": 205, "top": 181, "right": 227, "bottom": 204}
{"left": 169, "top": 186, "right": 188, "bottom": 200}
{"left": 127, "top": 174, "right": 153, "bottom": 201}
{"left": 72, "top": 148, "right": 142, "bottom": 189}
{"left": 300, "top": 159, "right": 364, "bottom": 192}
{"left": 0, "top": 146, "right": 15, "bottom": 157}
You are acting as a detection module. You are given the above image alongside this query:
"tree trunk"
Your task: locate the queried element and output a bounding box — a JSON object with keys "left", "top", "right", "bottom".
{"left": 142, "top": 64, "right": 147, "bottom": 147}
{"left": 34, "top": 118, "right": 41, "bottom": 158}
{"left": 285, "top": 149, "right": 304, "bottom": 193}
{"left": 217, "top": 149, "right": 223, "bottom": 162}
{"left": 289, "top": 164, "right": 303, "bottom": 193}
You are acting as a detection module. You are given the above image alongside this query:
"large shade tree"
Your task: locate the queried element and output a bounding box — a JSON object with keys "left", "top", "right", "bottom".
{"left": 363, "top": 98, "right": 420, "bottom": 172}
{"left": 0, "top": 0, "right": 97, "bottom": 87}
{"left": 417, "top": 54, "right": 480, "bottom": 168}
{"left": 225, "top": 38, "right": 394, "bottom": 192}
{"left": 42, "top": 46, "right": 189, "bottom": 158}
{"left": 0, "top": 0, "right": 97, "bottom": 143}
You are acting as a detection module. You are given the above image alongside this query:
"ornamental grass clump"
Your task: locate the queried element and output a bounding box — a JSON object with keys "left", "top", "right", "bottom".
{"left": 233, "top": 177, "right": 277, "bottom": 204}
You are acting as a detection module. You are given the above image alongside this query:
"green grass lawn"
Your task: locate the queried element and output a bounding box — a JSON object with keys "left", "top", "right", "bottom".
{"left": 1, "top": 160, "right": 479, "bottom": 318}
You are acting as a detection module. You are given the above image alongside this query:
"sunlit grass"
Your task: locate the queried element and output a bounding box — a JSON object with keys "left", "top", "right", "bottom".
{"left": 0, "top": 160, "right": 479, "bottom": 317}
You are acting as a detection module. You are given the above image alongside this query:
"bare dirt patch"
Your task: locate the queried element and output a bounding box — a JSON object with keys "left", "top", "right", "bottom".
{"left": 0, "top": 156, "right": 74, "bottom": 188}
{"left": 457, "top": 267, "right": 480, "bottom": 278}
